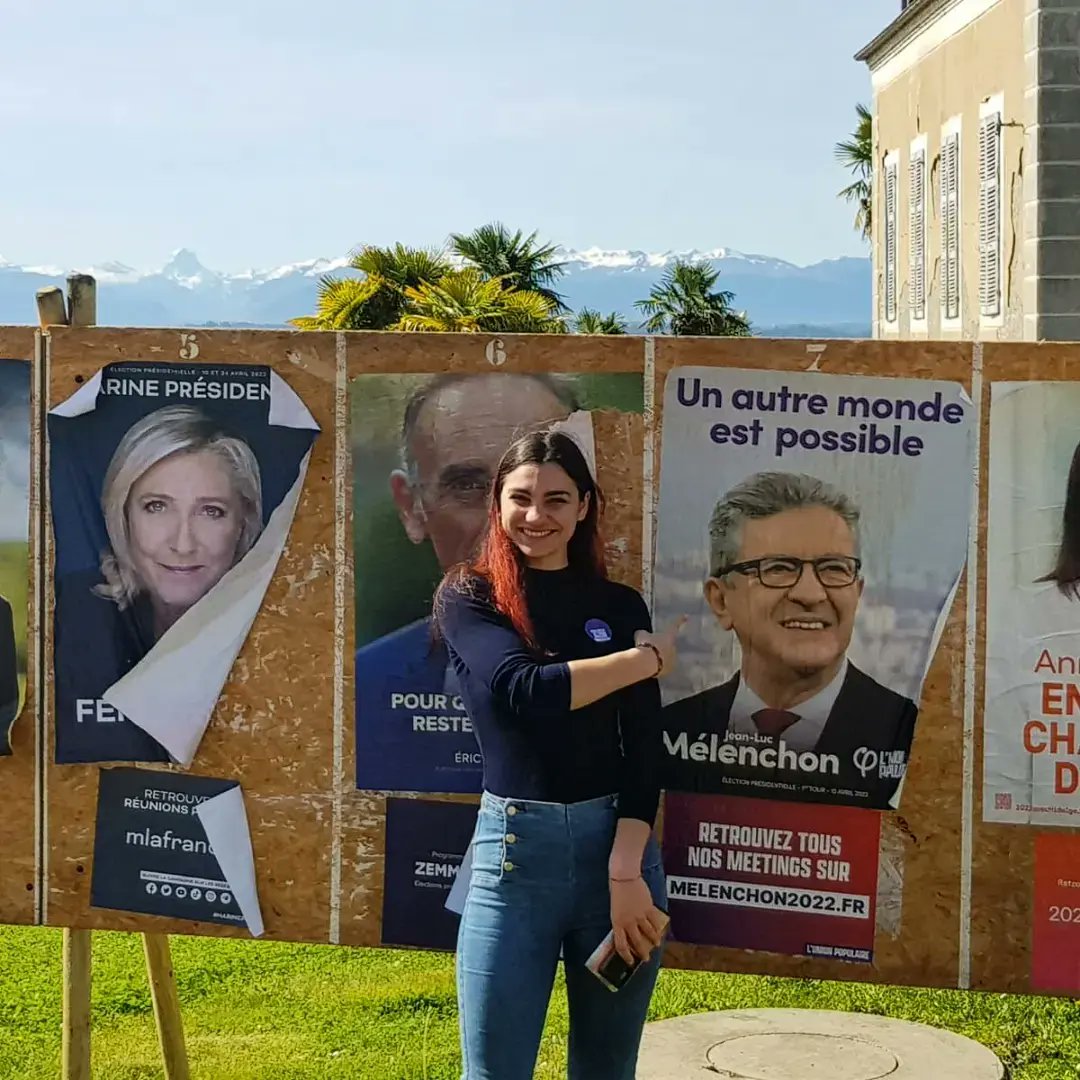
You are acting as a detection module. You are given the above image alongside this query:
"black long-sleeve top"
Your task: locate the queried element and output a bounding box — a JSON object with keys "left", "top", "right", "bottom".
{"left": 436, "top": 566, "right": 662, "bottom": 825}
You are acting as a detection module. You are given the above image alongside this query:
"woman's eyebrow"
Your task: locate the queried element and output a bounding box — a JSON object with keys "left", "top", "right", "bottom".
{"left": 505, "top": 485, "right": 573, "bottom": 498}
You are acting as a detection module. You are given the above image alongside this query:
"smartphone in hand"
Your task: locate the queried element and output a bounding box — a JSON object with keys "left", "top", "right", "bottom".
{"left": 584, "top": 913, "right": 670, "bottom": 993}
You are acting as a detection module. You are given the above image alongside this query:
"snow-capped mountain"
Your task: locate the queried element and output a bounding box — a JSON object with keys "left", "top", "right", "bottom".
{"left": 0, "top": 246, "right": 870, "bottom": 336}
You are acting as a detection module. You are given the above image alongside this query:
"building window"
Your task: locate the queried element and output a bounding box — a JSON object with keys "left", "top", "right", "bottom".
{"left": 941, "top": 123, "right": 961, "bottom": 324}
{"left": 884, "top": 151, "right": 899, "bottom": 326}
{"left": 979, "top": 99, "right": 1003, "bottom": 319}
{"left": 909, "top": 137, "right": 927, "bottom": 325}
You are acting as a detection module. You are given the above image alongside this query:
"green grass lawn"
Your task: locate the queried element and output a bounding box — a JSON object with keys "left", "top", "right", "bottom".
{"left": 1, "top": 926, "right": 1078, "bottom": 1079}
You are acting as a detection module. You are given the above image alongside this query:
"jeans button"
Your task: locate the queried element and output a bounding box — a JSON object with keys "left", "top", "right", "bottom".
{"left": 506, "top": 805, "right": 517, "bottom": 816}
{"left": 505, "top": 833, "right": 516, "bottom": 844}
{"left": 503, "top": 861, "right": 515, "bottom": 872}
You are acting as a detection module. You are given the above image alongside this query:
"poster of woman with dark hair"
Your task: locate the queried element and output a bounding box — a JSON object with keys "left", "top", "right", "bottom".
{"left": 985, "top": 382, "right": 1080, "bottom": 825}
{"left": 49, "top": 362, "right": 319, "bottom": 765}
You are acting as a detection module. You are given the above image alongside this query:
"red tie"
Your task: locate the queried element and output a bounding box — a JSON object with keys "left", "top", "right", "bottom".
{"left": 752, "top": 709, "right": 801, "bottom": 737}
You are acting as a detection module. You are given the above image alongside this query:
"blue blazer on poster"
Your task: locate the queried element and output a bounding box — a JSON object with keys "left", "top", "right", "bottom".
{"left": 355, "top": 616, "right": 483, "bottom": 794}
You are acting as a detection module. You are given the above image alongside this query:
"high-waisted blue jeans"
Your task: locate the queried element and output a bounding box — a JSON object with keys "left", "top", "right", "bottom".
{"left": 456, "top": 791, "right": 667, "bottom": 1080}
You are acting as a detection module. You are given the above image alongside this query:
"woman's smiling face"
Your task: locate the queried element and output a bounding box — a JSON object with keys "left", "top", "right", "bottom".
{"left": 127, "top": 449, "right": 245, "bottom": 613}
{"left": 498, "top": 462, "right": 588, "bottom": 570}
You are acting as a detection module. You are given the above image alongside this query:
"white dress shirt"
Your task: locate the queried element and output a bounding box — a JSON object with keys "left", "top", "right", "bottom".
{"left": 727, "top": 659, "right": 849, "bottom": 752}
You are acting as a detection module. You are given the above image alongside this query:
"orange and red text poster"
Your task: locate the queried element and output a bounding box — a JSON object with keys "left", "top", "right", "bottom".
{"left": 984, "top": 382, "right": 1080, "bottom": 826}
{"left": 1032, "top": 834, "right": 1080, "bottom": 994}
{"left": 662, "top": 793, "right": 881, "bottom": 962}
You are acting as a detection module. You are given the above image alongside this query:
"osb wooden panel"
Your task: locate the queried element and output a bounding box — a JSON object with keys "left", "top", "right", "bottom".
{"left": 653, "top": 338, "right": 975, "bottom": 990}
{"left": 968, "top": 342, "right": 1080, "bottom": 994}
{"left": 43, "top": 327, "right": 338, "bottom": 942}
{"left": 30, "top": 327, "right": 1059, "bottom": 1002}
{"left": 337, "top": 331, "right": 646, "bottom": 947}
{"left": 0, "top": 327, "right": 39, "bottom": 926}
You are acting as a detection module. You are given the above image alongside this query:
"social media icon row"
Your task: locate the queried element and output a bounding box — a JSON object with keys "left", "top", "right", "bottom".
{"left": 145, "top": 882, "right": 232, "bottom": 905}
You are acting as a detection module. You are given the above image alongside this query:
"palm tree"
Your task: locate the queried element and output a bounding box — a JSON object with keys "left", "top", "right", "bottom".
{"left": 573, "top": 308, "right": 627, "bottom": 334}
{"left": 449, "top": 223, "right": 569, "bottom": 311}
{"left": 835, "top": 103, "right": 873, "bottom": 241}
{"left": 392, "top": 269, "right": 565, "bottom": 334}
{"left": 635, "top": 259, "right": 752, "bottom": 337}
{"left": 290, "top": 243, "right": 450, "bottom": 330}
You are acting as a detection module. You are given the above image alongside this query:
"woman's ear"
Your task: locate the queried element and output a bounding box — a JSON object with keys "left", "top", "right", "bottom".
{"left": 577, "top": 491, "right": 591, "bottom": 522}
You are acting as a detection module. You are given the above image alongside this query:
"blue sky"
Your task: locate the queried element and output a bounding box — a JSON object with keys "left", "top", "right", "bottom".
{"left": 2, "top": 0, "right": 898, "bottom": 272}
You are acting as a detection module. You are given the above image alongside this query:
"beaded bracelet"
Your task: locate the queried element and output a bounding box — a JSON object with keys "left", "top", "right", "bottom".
{"left": 636, "top": 640, "right": 664, "bottom": 677}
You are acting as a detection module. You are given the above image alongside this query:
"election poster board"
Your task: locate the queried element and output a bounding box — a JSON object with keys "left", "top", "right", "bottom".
{"left": 48, "top": 360, "right": 319, "bottom": 766}
{"left": 0, "top": 358, "right": 31, "bottom": 755}
{"left": 44, "top": 327, "right": 339, "bottom": 944}
{"left": 662, "top": 793, "right": 881, "bottom": 963}
{"left": 983, "top": 381, "right": 1080, "bottom": 825}
{"left": 352, "top": 369, "right": 642, "bottom": 794}
{"left": 6, "top": 325, "right": 1077, "bottom": 1000}
{"left": 380, "top": 797, "right": 477, "bottom": 951}
{"left": 0, "top": 327, "right": 37, "bottom": 928}
{"left": 653, "top": 366, "right": 972, "bottom": 810}
{"left": 338, "top": 331, "right": 649, "bottom": 949}
{"left": 91, "top": 767, "right": 263, "bottom": 935}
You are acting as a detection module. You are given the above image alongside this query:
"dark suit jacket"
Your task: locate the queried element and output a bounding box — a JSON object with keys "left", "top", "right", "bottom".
{"left": 661, "top": 662, "right": 918, "bottom": 809}
{"left": 0, "top": 596, "right": 18, "bottom": 755}
{"left": 53, "top": 569, "right": 170, "bottom": 764}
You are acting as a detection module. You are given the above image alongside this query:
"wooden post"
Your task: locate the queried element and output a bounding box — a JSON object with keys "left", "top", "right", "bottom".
{"left": 35, "top": 286, "right": 69, "bottom": 328}
{"left": 66, "top": 274, "right": 97, "bottom": 327}
{"left": 143, "top": 934, "right": 191, "bottom": 1080}
{"left": 41, "top": 279, "right": 91, "bottom": 1080}
{"left": 62, "top": 929, "right": 92, "bottom": 1080}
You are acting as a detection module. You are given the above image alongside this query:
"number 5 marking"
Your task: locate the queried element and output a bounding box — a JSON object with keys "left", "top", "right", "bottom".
{"left": 179, "top": 332, "right": 200, "bottom": 360}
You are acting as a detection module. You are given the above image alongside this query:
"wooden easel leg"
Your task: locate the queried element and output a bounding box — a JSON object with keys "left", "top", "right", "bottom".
{"left": 143, "top": 933, "right": 190, "bottom": 1080}
{"left": 62, "top": 928, "right": 92, "bottom": 1080}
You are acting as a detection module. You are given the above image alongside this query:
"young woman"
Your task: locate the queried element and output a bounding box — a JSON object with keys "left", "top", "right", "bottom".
{"left": 435, "top": 427, "right": 683, "bottom": 1080}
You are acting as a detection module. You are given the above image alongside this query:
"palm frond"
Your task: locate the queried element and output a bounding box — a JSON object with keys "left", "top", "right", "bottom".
{"left": 349, "top": 243, "right": 451, "bottom": 288}
{"left": 835, "top": 103, "right": 873, "bottom": 240}
{"left": 635, "top": 258, "right": 750, "bottom": 336}
{"left": 393, "top": 267, "right": 564, "bottom": 334}
{"left": 574, "top": 308, "right": 627, "bottom": 334}
{"left": 450, "top": 222, "right": 569, "bottom": 311}
{"left": 292, "top": 272, "right": 404, "bottom": 330}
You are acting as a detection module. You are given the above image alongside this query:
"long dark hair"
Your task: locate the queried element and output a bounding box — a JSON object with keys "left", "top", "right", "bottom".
{"left": 435, "top": 428, "right": 606, "bottom": 647}
{"left": 1041, "top": 440, "right": 1080, "bottom": 598}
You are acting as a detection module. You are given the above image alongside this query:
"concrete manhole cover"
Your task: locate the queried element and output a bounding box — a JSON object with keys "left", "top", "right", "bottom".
{"left": 636, "top": 1009, "right": 1004, "bottom": 1080}
{"left": 706, "top": 1032, "right": 899, "bottom": 1079}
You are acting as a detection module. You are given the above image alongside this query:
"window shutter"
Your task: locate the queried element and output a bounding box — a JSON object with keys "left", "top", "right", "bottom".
{"left": 884, "top": 158, "right": 898, "bottom": 324}
{"left": 942, "top": 134, "right": 960, "bottom": 321}
{"left": 909, "top": 150, "right": 926, "bottom": 321}
{"left": 979, "top": 113, "right": 1002, "bottom": 317}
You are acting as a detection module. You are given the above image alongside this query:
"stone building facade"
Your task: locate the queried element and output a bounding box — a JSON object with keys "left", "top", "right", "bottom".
{"left": 858, "top": 0, "right": 1080, "bottom": 341}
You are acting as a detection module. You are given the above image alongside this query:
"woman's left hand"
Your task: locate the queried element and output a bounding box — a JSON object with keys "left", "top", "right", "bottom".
{"left": 610, "top": 877, "right": 667, "bottom": 965}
